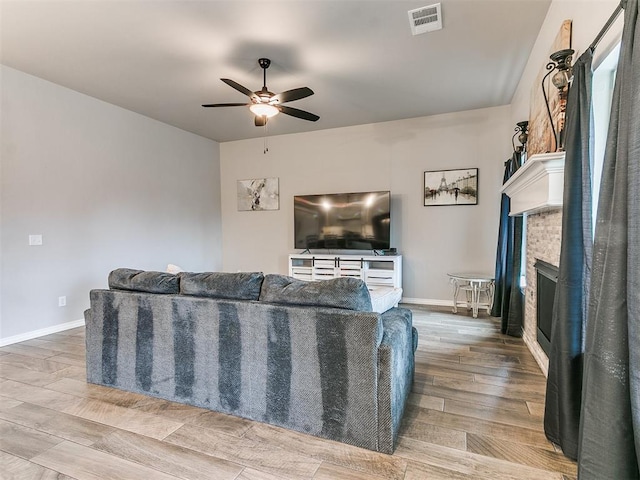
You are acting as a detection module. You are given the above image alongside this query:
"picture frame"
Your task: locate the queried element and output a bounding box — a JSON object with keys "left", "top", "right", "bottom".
{"left": 424, "top": 168, "right": 478, "bottom": 206}
{"left": 237, "top": 177, "right": 279, "bottom": 211}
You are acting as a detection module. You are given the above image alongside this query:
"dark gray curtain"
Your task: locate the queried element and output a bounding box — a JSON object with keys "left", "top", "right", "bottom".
{"left": 543, "top": 49, "right": 594, "bottom": 461}
{"left": 491, "top": 151, "right": 524, "bottom": 336}
{"left": 578, "top": 0, "right": 640, "bottom": 477}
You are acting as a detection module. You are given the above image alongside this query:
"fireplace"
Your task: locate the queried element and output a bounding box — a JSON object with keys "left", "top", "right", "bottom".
{"left": 534, "top": 259, "right": 559, "bottom": 356}
{"left": 501, "top": 155, "right": 565, "bottom": 375}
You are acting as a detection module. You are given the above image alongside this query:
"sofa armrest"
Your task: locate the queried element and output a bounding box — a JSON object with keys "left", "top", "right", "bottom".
{"left": 377, "top": 307, "right": 415, "bottom": 454}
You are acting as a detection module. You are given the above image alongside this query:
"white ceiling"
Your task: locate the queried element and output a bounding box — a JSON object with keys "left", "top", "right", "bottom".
{"left": 0, "top": 0, "right": 550, "bottom": 143}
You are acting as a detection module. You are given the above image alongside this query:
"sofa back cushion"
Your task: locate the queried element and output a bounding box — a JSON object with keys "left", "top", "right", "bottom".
{"left": 259, "top": 274, "right": 373, "bottom": 311}
{"left": 108, "top": 268, "right": 179, "bottom": 294}
{"left": 179, "top": 271, "right": 264, "bottom": 300}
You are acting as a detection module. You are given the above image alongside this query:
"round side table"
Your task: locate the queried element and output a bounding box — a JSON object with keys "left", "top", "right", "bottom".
{"left": 447, "top": 273, "right": 495, "bottom": 318}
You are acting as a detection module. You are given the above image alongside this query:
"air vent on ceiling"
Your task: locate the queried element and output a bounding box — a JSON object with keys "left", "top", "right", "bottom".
{"left": 408, "top": 3, "right": 442, "bottom": 35}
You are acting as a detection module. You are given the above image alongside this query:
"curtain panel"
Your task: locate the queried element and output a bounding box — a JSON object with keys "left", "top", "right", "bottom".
{"left": 491, "top": 151, "right": 524, "bottom": 337}
{"left": 543, "top": 50, "right": 594, "bottom": 461}
{"left": 578, "top": 0, "right": 640, "bottom": 477}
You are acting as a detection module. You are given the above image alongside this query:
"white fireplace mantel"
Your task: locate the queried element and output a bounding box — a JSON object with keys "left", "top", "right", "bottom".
{"left": 501, "top": 152, "right": 565, "bottom": 216}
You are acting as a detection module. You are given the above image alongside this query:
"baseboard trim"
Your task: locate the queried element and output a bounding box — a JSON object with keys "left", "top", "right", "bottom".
{"left": 401, "top": 297, "right": 454, "bottom": 307}
{"left": 0, "top": 318, "right": 85, "bottom": 347}
{"left": 523, "top": 331, "right": 549, "bottom": 377}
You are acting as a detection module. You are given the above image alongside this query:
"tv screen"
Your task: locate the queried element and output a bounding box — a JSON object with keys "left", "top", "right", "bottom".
{"left": 294, "top": 191, "right": 391, "bottom": 250}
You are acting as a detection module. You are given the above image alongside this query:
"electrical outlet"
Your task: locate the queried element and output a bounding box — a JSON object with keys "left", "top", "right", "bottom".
{"left": 29, "top": 234, "right": 43, "bottom": 246}
{"left": 58, "top": 296, "right": 67, "bottom": 307}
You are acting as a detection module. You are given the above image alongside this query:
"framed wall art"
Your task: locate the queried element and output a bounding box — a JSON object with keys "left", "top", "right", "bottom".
{"left": 424, "top": 168, "right": 478, "bottom": 206}
{"left": 237, "top": 177, "right": 279, "bottom": 211}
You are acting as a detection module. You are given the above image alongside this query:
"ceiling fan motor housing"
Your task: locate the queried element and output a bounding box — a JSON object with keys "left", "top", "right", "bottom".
{"left": 256, "top": 90, "right": 275, "bottom": 102}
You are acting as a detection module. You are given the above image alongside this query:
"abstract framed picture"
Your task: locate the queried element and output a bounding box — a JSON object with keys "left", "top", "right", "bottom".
{"left": 237, "top": 177, "right": 279, "bottom": 211}
{"left": 424, "top": 168, "right": 478, "bottom": 206}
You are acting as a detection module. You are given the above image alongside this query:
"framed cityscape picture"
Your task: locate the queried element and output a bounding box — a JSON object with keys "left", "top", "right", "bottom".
{"left": 424, "top": 168, "right": 478, "bottom": 206}
{"left": 237, "top": 177, "right": 279, "bottom": 211}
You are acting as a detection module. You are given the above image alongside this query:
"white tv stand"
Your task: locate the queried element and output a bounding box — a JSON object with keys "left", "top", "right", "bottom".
{"left": 288, "top": 253, "right": 402, "bottom": 289}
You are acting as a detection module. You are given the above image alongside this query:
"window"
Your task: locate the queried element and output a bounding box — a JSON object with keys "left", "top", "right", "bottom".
{"left": 520, "top": 215, "right": 527, "bottom": 290}
{"left": 591, "top": 42, "right": 620, "bottom": 230}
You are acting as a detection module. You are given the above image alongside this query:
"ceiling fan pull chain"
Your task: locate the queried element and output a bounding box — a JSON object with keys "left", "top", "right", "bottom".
{"left": 263, "top": 123, "right": 269, "bottom": 154}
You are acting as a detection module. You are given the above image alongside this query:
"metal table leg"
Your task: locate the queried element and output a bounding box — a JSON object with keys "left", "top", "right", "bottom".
{"left": 450, "top": 277, "right": 460, "bottom": 313}
{"left": 486, "top": 280, "right": 495, "bottom": 314}
{"left": 471, "top": 281, "right": 480, "bottom": 318}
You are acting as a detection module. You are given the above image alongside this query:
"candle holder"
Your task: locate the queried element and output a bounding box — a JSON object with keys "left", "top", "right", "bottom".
{"left": 512, "top": 120, "right": 529, "bottom": 152}
{"left": 542, "top": 48, "right": 574, "bottom": 152}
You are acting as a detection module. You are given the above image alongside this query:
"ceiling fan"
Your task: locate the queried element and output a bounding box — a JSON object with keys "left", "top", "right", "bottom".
{"left": 202, "top": 58, "right": 319, "bottom": 127}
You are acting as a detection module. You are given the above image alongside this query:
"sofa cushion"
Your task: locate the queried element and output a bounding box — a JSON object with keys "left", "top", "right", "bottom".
{"left": 259, "top": 274, "right": 373, "bottom": 311}
{"left": 108, "top": 268, "right": 179, "bottom": 294}
{"left": 179, "top": 271, "right": 264, "bottom": 300}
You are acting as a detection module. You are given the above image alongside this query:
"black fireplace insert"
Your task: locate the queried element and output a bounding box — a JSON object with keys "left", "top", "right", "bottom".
{"left": 534, "top": 259, "right": 559, "bottom": 356}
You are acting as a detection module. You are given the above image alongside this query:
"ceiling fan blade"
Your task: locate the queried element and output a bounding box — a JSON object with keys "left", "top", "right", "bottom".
{"left": 277, "top": 105, "right": 320, "bottom": 122}
{"left": 202, "top": 103, "right": 249, "bottom": 107}
{"left": 254, "top": 116, "right": 268, "bottom": 127}
{"left": 272, "top": 87, "right": 314, "bottom": 104}
{"left": 221, "top": 78, "right": 259, "bottom": 101}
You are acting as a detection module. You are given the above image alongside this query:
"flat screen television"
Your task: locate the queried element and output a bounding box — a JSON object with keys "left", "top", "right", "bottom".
{"left": 294, "top": 191, "right": 391, "bottom": 250}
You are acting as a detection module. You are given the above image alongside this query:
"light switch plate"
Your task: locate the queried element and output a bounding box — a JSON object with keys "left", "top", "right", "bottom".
{"left": 29, "top": 234, "right": 43, "bottom": 246}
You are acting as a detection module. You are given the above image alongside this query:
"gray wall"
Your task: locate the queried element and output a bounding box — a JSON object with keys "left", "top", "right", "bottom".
{"left": 1, "top": 66, "right": 222, "bottom": 342}
{"left": 220, "top": 105, "right": 512, "bottom": 302}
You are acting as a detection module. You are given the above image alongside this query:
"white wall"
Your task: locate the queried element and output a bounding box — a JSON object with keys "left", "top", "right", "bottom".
{"left": 220, "top": 106, "right": 512, "bottom": 302}
{"left": 510, "top": 0, "right": 623, "bottom": 127}
{"left": 0, "top": 66, "right": 222, "bottom": 342}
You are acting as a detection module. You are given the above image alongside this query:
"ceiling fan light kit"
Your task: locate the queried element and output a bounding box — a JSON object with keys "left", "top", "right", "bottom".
{"left": 249, "top": 103, "right": 279, "bottom": 118}
{"left": 202, "top": 57, "right": 319, "bottom": 127}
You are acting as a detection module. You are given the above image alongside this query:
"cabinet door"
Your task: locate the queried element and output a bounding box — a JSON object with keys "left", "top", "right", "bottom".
{"left": 338, "top": 259, "right": 363, "bottom": 279}
{"left": 311, "top": 258, "right": 335, "bottom": 280}
{"left": 289, "top": 257, "right": 314, "bottom": 280}
{"left": 365, "top": 259, "right": 398, "bottom": 286}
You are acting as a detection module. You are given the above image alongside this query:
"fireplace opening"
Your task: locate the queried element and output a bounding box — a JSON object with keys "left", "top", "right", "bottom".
{"left": 534, "top": 259, "right": 559, "bottom": 356}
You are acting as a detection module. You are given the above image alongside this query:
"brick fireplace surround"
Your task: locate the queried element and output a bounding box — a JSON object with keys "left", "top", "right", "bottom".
{"left": 524, "top": 210, "right": 562, "bottom": 376}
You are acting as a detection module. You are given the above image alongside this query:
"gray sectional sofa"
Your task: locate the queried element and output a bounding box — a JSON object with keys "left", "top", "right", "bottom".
{"left": 84, "top": 268, "right": 417, "bottom": 453}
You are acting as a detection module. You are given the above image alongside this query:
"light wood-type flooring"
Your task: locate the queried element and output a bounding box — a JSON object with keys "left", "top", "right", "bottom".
{"left": 0, "top": 305, "right": 576, "bottom": 479}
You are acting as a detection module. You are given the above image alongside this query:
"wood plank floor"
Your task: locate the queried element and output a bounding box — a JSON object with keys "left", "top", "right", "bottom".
{"left": 0, "top": 305, "right": 576, "bottom": 479}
